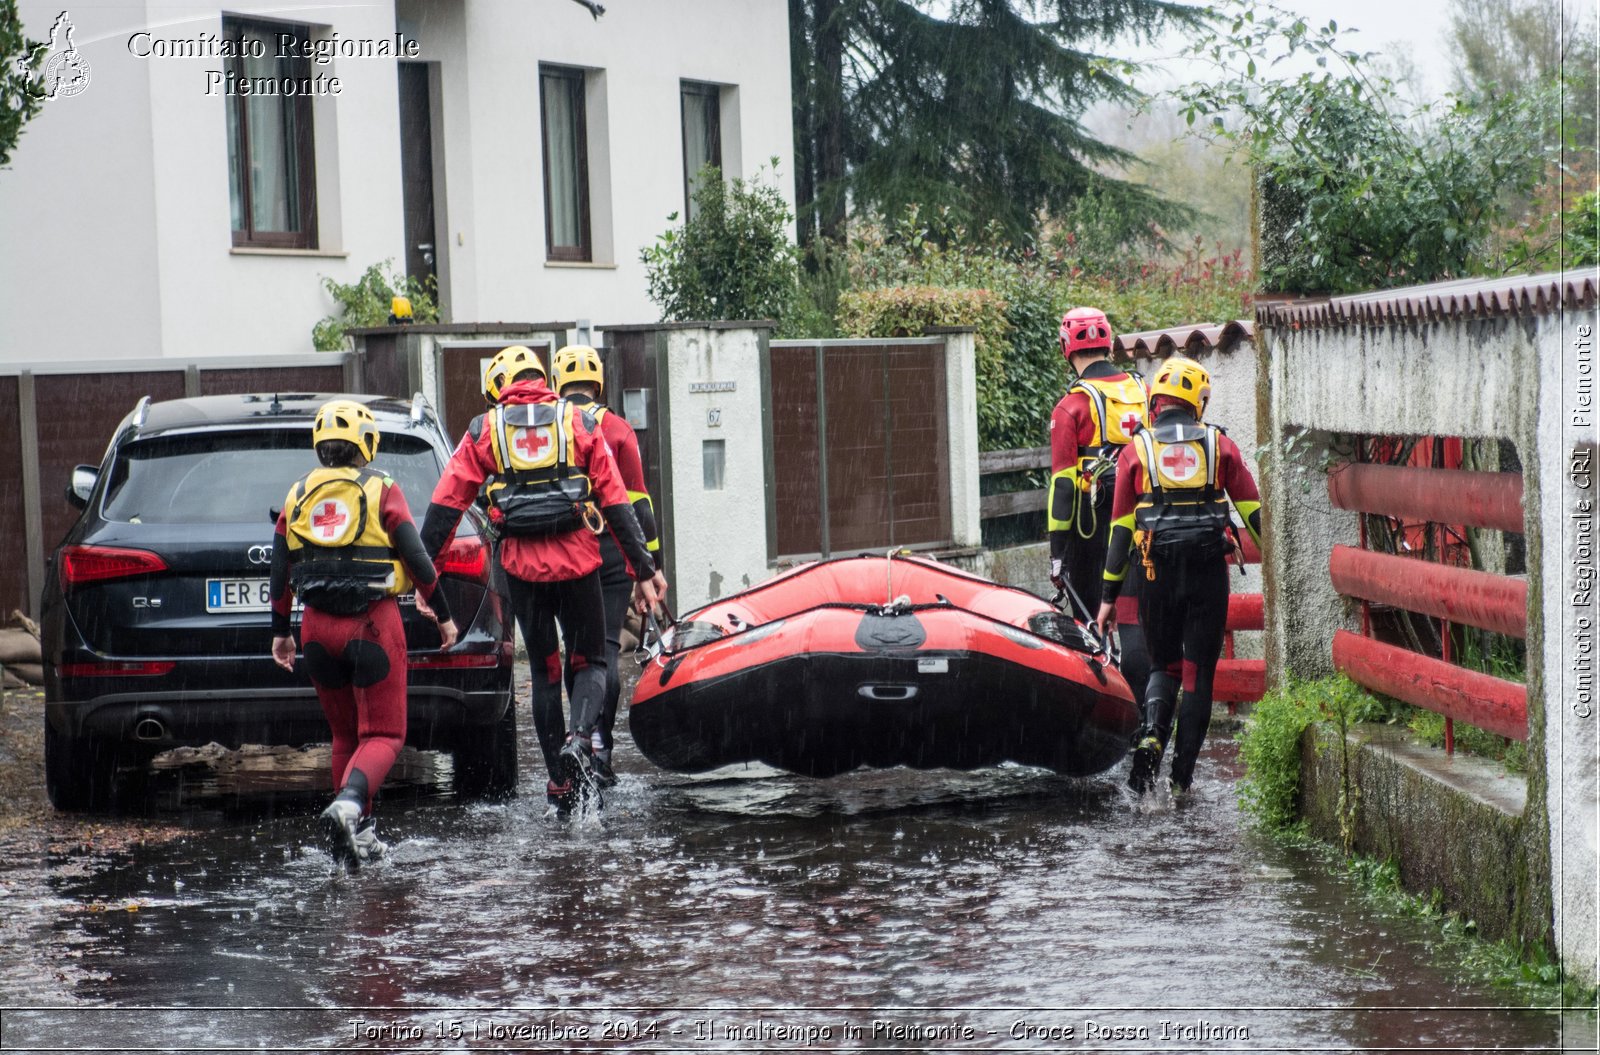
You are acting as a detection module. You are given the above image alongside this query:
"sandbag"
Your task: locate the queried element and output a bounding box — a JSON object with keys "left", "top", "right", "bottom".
{"left": 8, "top": 662, "right": 43, "bottom": 685}
{"left": 0, "top": 628, "right": 42, "bottom": 666}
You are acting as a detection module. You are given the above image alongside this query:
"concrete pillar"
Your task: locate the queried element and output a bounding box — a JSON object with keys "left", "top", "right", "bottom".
{"left": 937, "top": 328, "right": 982, "bottom": 549}
{"left": 655, "top": 324, "right": 775, "bottom": 612}
{"left": 1541, "top": 308, "right": 1598, "bottom": 988}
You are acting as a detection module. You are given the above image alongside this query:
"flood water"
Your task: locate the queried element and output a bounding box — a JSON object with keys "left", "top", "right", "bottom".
{"left": 0, "top": 665, "right": 1592, "bottom": 1052}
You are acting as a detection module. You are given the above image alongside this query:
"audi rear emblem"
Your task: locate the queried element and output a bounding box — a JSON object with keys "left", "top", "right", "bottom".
{"left": 247, "top": 544, "right": 273, "bottom": 566}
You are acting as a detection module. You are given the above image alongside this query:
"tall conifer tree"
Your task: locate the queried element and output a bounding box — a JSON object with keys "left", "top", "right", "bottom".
{"left": 790, "top": 0, "right": 1204, "bottom": 245}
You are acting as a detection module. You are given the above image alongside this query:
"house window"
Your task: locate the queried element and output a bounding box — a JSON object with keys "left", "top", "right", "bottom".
{"left": 224, "top": 18, "right": 317, "bottom": 249}
{"left": 680, "top": 82, "right": 721, "bottom": 221}
{"left": 540, "top": 65, "right": 591, "bottom": 261}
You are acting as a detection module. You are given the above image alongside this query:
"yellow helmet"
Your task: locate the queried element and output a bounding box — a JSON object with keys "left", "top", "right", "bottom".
{"left": 312, "top": 399, "right": 380, "bottom": 462}
{"left": 483, "top": 345, "right": 546, "bottom": 404}
{"left": 1150, "top": 356, "right": 1212, "bottom": 419}
{"left": 552, "top": 344, "right": 604, "bottom": 395}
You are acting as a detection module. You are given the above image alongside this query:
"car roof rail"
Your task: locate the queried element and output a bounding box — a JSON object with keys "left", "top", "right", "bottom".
{"left": 409, "top": 391, "right": 431, "bottom": 424}
{"left": 131, "top": 395, "right": 152, "bottom": 431}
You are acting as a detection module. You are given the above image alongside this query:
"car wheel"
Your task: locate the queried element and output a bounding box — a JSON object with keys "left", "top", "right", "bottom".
{"left": 44, "top": 719, "right": 132, "bottom": 811}
{"left": 452, "top": 698, "right": 518, "bottom": 799}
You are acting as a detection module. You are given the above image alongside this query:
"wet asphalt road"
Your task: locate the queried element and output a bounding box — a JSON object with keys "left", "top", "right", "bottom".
{"left": 0, "top": 665, "right": 1591, "bottom": 1053}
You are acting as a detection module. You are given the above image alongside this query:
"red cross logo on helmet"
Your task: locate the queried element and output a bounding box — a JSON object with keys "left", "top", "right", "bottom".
{"left": 1160, "top": 444, "right": 1199, "bottom": 482}
{"left": 312, "top": 500, "right": 348, "bottom": 540}
{"left": 514, "top": 427, "right": 552, "bottom": 461}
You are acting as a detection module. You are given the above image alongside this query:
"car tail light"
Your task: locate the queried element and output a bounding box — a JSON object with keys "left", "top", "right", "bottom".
{"left": 435, "top": 535, "right": 488, "bottom": 582}
{"left": 59, "top": 659, "right": 175, "bottom": 678}
{"left": 59, "top": 545, "right": 168, "bottom": 587}
{"left": 408, "top": 650, "right": 500, "bottom": 669}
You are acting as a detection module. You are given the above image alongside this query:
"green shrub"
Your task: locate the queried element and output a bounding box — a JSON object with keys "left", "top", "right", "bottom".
{"left": 1238, "top": 681, "right": 1323, "bottom": 830}
{"left": 842, "top": 207, "right": 1252, "bottom": 452}
{"left": 642, "top": 163, "right": 799, "bottom": 324}
{"left": 1238, "top": 674, "right": 1378, "bottom": 832}
{"left": 312, "top": 261, "right": 439, "bottom": 351}
{"left": 1173, "top": 3, "right": 1554, "bottom": 294}
{"left": 1565, "top": 190, "right": 1600, "bottom": 268}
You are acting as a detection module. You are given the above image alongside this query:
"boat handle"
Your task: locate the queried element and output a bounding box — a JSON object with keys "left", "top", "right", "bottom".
{"left": 858, "top": 683, "right": 919, "bottom": 701}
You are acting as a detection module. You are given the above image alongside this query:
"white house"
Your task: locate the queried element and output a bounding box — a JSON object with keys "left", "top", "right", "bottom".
{"left": 0, "top": 0, "right": 795, "bottom": 360}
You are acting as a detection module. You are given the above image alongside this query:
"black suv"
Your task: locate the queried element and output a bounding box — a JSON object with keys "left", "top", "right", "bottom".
{"left": 40, "top": 392, "right": 518, "bottom": 809}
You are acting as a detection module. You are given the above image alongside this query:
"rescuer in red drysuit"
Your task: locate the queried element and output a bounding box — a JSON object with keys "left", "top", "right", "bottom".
{"left": 419, "top": 346, "right": 665, "bottom": 816}
{"left": 1095, "top": 357, "right": 1263, "bottom": 797}
{"left": 270, "top": 399, "right": 458, "bottom": 869}
{"left": 551, "top": 344, "right": 661, "bottom": 787}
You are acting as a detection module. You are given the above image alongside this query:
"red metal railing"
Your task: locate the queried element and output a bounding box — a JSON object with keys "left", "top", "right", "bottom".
{"left": 1326, "top": 459, "right": 1528, "bottom": 747}
{"left": 1217, "top": 543, "right": 1265, "bottom": 709}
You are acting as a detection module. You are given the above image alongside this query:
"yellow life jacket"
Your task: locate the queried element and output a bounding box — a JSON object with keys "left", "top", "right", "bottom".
{"left": 283, "top": 467, "right": 408, "bottom": 612}
{"left": 1131, "top": 422, "right": 1232, "bottom": 560}
{"left": 485, "top": 399, "right": 597, "bottom": 537}
{"left": 1047, "top": 374, "right": 1149, "bottom": 534}
{"left": 1070, "top": 374, "right": 1149, "bottom": 452}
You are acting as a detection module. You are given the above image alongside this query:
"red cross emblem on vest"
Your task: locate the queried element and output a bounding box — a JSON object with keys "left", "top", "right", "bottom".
{"left": 1161, "top": 444, "right": 1199, "bottom": 481}
{"left": 312, "top": 501, "right": 347, "bottom": 538}
{"left": 514, "top": 427, "right": 551, "bottom": 461}
{"left": 1120, "top": 411, "right": 1141, "bottom": 436}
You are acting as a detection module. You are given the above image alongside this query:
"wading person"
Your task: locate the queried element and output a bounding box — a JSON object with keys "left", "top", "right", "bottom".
{"left": 1047, "top": 306, "right": 1151, "bottom": 718}
{"left": 551, "top": 344, "right": 660, "bottom": 786}
{"left": 420, "top": 346, "right": 665, "bottom": 816}
{"left": 270, "top": 400, "right": 458, "bottom": 868}
{"left": 1095, "top": 357, "right": 1263, "bottom": 797}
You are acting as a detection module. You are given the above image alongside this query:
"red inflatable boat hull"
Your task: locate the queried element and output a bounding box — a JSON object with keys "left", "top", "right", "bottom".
{"left": 629, "top": 556, "right": 1138, "bottom": 777}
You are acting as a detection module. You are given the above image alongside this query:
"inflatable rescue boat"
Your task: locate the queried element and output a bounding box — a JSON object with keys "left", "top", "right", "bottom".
{"left": 628, "top": 554, "right": 1138, "bottom": 777}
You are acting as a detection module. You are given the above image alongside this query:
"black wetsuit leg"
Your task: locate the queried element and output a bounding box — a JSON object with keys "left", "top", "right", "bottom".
{"left": 548, "top": 570, "right": 609, "bottom": 741}
{"left": 565, "top": 535, "right": 632, "bottom": 754}
{"left": 1169, "top": 556, "right": 1230, "bottom": 790}
{"left": 1138, "top": 552, "right": 1230, "bottom": 790}
{"left": 508, "top": 571, "right": 609, "bottom": 777}
{"left": 1115, "top": 617, "right": 1152, "bottom": 729}
{"left": 1060, "top": 488, "right": 1113, "bottom": 616}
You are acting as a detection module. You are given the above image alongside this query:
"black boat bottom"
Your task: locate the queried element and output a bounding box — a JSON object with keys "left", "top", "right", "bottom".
{"left": 629, "top": 651, "right": 1135, "bottom": 778}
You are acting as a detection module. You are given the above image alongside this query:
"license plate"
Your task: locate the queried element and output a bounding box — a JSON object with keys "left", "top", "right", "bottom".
{"left": 205, "top": 578, "right": 276, "bottom": 613}
{"left": 204, "top": 580, "right": 410, "bottom": 614}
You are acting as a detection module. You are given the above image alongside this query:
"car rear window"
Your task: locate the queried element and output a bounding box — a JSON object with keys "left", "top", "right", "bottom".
{"left": 101, "top": 429, "right": 444, "bottom": 525}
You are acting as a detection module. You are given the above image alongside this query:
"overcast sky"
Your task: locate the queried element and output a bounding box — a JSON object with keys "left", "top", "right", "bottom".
{"left": 1116, "top": 0, "right": 1599, "bottom": 100}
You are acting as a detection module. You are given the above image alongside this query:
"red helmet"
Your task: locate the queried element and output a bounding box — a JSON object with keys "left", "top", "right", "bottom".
{"left": 1059, "top": 307, "right": 1113, "bottom": 358}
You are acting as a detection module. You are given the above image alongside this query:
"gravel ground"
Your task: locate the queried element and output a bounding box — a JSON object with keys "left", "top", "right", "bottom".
{"left": 0, "top": 688, "right": 51, "bottom": 839}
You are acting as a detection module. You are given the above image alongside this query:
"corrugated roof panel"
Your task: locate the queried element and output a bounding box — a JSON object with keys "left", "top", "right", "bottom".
{"left": 1257, "top": 270, "right": 1596, "bottom": 328}
{"left": 1115, "top": 319, "right": 1255, "bottom": 357}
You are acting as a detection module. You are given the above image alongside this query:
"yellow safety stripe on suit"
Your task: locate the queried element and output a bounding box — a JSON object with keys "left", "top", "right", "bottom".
{"left": 1102, "top": 512, "right": 1137, "bottom": 584}
{"left": 627, "top": 489, "right": 660, "bottom": 552}
{"left": 1234, "top": 499, "right": 1263, "bottom": 549}
{"left": 1045, "top": 467, "right": 1080, "bottom": 533}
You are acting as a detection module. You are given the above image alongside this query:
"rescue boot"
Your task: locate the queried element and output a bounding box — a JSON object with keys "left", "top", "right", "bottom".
{"left": 545, "top": 778, "right": 576, "bottom": 819}
{"left": 557, "top": 737, "right": 603, "bottom": 810}
{"left": 1127, "top": 734, "right": 1163, "bottom": 795}
{"left": 590, "top": 731, "right": 617, "bottom": 789}
{"left": 318, "top": 797, "right": 363, "bottom": 869}
{"left": 351, "top": 815, "right": 387, "bottom": 863}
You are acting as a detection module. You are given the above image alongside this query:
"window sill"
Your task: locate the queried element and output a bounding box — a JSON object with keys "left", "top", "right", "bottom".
{"left": 229, "top": 247, "right": 350, "bottom": 258}
{"left": 544, "top": 260, "right": 618, "bottom": 270}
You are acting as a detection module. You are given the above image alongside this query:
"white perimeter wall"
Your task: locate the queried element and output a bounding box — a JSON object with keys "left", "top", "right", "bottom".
{"left": 1261, "top": 310, "right": 1597, "bottom": 988}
